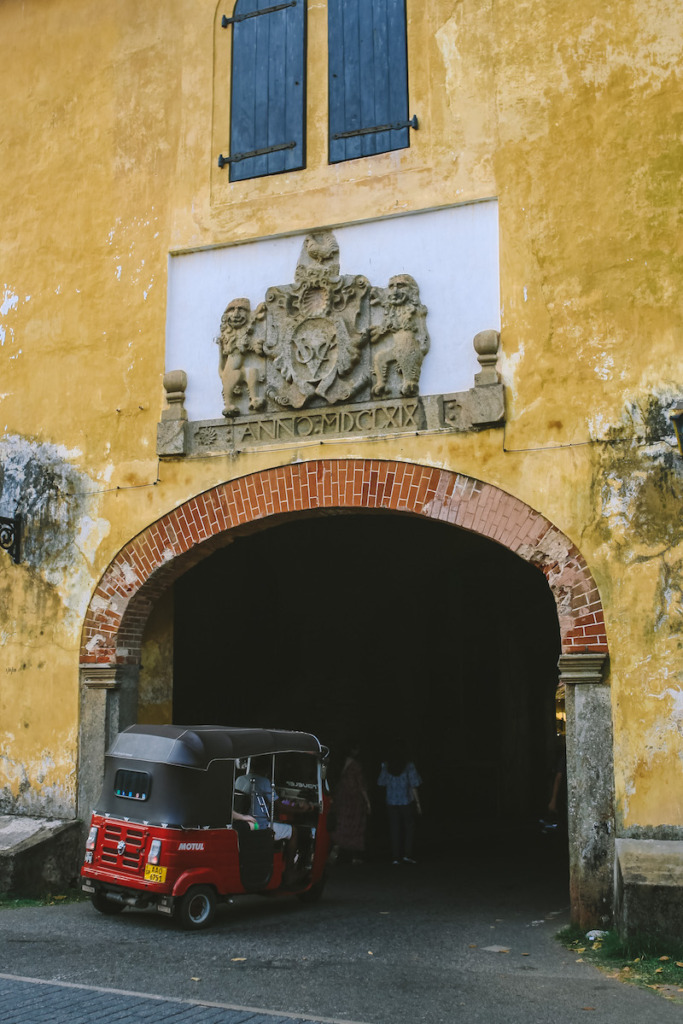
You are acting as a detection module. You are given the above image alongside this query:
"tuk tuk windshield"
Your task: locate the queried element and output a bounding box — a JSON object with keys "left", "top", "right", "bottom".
{"left": 235, "top": 752, "right": 322, "bottom": 828}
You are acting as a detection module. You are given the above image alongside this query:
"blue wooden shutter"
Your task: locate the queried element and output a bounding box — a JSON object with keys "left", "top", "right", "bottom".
{"left": 228, "top": 0, "right": 306, "bottom": 182}
{"left": 328, "top": 0, "right": 411, "bottom": 163}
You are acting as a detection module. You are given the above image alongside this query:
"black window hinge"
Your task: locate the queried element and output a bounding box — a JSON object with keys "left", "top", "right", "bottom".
{"left": 218, "top": 141, "right": 296, "bottom": 167}
{"left": 222, "top": 1, "right": 296, "bottom": 27}
{"left": 333, "top": 115, "right": 418, "bottom": 141}
{"left": 0, "top": 513, "right": 22, "bottom": 564}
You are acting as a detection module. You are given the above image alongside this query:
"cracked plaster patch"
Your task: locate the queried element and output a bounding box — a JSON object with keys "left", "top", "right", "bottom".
{"left": 0, "top": 434, "right": 110, "bottom": 624}
{"left": 118, "top": 562, "right": 140, "bottom": 587}
{"left": 85, "top": 634, "right": 109, "bottom": 654}
{"left": 650, "top": 687, "right": 683, "bottom": 734}
{"left": 0, "top": 288, "right": 19, "bottom": 316}
{"left": 593, "top": 352, "right": 615, "bottom": 381}
{"left": 109, "top": 594, "right": 128, "bottom": 617}
{"left": 75, "top": 515, "right": 111, "bottom": 566}
{"left": 572, "top": 4, "right": 683, "bottom": 93}
{"left": 498, "top": 341, "right": 525, "bottom": 389}
{"left": 535, "top": 528, "right": 573, "bottom": 565}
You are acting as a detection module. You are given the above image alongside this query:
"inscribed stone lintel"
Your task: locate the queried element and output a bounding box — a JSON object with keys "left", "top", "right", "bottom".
{"left": 157, "top": 385, "right": 506, "bottom": 457}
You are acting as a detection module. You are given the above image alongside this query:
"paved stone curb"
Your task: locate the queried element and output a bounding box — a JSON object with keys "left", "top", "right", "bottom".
{"left": 0, "top": 975, "right": 367, "bottom": 1024}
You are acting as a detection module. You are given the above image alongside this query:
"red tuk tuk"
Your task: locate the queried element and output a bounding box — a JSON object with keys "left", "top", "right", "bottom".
{"left": 80, "top": 724, "right": 331, "bottom": 929}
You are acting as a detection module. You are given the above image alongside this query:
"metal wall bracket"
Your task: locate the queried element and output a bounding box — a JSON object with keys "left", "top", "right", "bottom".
{"left": 222, "top": 2, "right": 296, "bottom": 27}
{"left": 0, "top": 514, "right": 22, "bottom": 564}
{"left": 333, "top": 115, "right": 418, "bottom": 141}
{"left": 218, "top": 141, "right": 296, "bottom": 167}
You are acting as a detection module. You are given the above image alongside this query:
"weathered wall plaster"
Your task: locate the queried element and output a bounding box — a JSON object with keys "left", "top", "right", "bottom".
{"left": 0, "top": 0, "right": 681, "bottom": 872}
{"left": 0, "top": 435, "right": 113, "bottom": 816}
{"left": 588, "top": 395, "right": 683, "bottom": 829}
{"left": 0, "top": 435, "right": 111, "bottom": 621}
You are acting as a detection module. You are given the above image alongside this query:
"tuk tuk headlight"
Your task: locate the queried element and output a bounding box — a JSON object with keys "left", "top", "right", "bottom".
{"left": 85, "top": 825, "right": 99, "bottom": 852}
{"left": 148, "top": 839, "right": 162, "bottom": 866}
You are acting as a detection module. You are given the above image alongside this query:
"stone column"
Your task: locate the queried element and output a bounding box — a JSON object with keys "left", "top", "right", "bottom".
{"left": 559, "top": 652, "right": 614, "bottom": 929}
{"left": 77, "top": 664, "right": 140, "bottom": 824}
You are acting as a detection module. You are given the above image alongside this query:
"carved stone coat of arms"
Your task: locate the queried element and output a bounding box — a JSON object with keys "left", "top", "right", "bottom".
{"left": 216, "top": 231, "right": 430, "bottom": 418}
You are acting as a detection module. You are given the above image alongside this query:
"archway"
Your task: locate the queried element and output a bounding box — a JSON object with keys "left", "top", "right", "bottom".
{"left": 79, "top": 459, "right": 612, "bottom": 926}
{"left": 170, "top": 510, "right": 562, "bottom": 842}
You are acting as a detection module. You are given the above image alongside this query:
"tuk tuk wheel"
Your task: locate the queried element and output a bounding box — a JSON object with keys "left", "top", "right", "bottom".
{"left": 177, "top": 885, "right": 217, "bottom": 930}
{"left": 91, "top": 892, "right": 125, "bottom": 915}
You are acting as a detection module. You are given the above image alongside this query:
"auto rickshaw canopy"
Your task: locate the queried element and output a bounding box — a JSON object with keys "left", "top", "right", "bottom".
{"left": 94, "top": 725, "right": 325, "bottom": 828}
{"left": 108, "top": 724, "right": 324, "bottom": 770}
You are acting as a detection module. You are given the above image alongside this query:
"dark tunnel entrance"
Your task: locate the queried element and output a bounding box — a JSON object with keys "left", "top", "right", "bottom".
{"left": 170, "top": 511, "right": 564, "bottom": 862}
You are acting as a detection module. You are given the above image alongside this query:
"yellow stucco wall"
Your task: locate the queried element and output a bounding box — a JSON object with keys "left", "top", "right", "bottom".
{"left": 1, "top": 0, "right": 681, "bottom": 828}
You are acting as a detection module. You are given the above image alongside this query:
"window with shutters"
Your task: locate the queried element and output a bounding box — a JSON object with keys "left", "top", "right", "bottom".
{"left": 328, "top": 0, "right": 413, "bottom": 164}
{"left": 222, "top": 0, "right": 306, "bottom": 182}
{"left": 217, "top": 0, "right": 415, "bottom": 182}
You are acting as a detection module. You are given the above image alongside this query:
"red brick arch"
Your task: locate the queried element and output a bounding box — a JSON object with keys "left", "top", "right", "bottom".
{"left": 80, "top": 459, "right": 608, "bottom": 666}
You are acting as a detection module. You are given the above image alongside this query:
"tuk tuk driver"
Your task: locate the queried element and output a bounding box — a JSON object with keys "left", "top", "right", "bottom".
{"left": 232, "top": 769, "right": 299, "bottom": 880}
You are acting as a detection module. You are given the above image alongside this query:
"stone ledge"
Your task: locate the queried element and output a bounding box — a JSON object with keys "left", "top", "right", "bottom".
{"left": 0, "top": 816, "right": 82, "bottom": 896}
{"left": 619, "top": 825, "right": 683, "bottom": 842}
{"left": 615, "top": 838, "right": 683, "bottom": 940}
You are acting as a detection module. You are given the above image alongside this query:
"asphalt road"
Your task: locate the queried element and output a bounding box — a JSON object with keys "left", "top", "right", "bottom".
{"left": 0, "top": 838, "right": 681, "bottom": 1024}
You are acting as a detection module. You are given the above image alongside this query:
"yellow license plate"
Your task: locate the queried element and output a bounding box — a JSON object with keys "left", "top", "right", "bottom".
{"left": 144, "top": 864, "right": 167, "bottom": 883}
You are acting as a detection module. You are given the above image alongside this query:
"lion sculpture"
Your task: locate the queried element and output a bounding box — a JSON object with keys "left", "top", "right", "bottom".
{"left": 368, "top": 275, "right": 430, "bottom": 399}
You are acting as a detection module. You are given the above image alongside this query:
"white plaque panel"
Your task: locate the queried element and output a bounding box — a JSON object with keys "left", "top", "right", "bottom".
{"left": 166, "top": 202, "right": 500, "bottom": 422}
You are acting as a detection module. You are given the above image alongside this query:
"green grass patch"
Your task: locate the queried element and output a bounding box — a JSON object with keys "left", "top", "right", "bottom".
{"left": 558, "top": 925, "right": 683, "bottom": 1002}
{"left": 0, "top": 889, "right": 87, "bottom": 910}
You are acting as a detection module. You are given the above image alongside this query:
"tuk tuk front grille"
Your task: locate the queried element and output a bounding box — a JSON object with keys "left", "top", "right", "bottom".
{"left": 100, "top": 823, "right": 146, "bottom": 870}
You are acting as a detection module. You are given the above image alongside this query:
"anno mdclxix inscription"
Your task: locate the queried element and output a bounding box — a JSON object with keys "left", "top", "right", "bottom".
{"left": 217, "top": 231, "right": 430, "bottom": 418}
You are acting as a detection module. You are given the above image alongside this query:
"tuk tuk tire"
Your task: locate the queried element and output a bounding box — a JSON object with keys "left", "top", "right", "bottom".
{"left": 91, "top": 892, "right": 125, "bottom": 915}
{"left": 296, "top": 876, "right": 326, "bottom": 904}
{"left": 177, "top": 885, "right": 217, "bottom": 930}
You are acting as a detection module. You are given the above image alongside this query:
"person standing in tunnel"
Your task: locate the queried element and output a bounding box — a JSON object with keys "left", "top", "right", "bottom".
{"left": 539, "top": 734, "right": 567, "bottom": 835}
{"left": 378, "top": 746, "right": 422, "bottom": 865}
{"left": 330, "top": 743, "right": 372, "bottom": 864}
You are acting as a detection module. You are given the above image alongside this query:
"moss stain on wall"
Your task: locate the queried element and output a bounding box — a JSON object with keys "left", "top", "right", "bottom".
{"left": 0, "top": 435, "right": 112, "bottom": 815}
